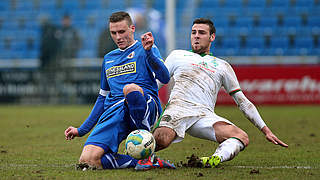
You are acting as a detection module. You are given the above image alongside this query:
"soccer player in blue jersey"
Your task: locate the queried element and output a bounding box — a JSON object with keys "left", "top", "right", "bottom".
{"left": 64, "top": 11, "right": 175, "bottom": 170}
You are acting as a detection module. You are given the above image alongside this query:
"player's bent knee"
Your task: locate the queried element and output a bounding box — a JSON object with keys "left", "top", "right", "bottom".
{"left": 123, "top": 83, "right": 144, "bottom": 96}
{"left": 79, "top": 153, "right": 101, "bottom": 164}
{"left": 231, "top": 127, "right": 249, "bottom": 147}
{"left": 79, "top": 145, "right": 104, "bottom": 167}
{"left": 153, "top": 127, "right": 176, "bottom": 151}
{"left": 214, "top": 122, "right": 249, "bottom": 146}
{"left": 240, "top": 131, "right": 249, "bottom": 147}
{"left": 232, "top": 129, "right": 249, "bottom": 147}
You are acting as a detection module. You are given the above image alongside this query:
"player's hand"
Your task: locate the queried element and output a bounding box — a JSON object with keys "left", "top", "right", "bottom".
{"left": 64, "top": 126, "right": 79, "bottom": 140}
{"left": 261, "top": 126, "right": 288, "bottom": 148}
{"left": 141, "top": 32, "right": 154, "bottom": 51}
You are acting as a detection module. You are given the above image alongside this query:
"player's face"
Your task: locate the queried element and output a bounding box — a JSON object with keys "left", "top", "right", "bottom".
{"left": 191, "top": 24, "right": 215, "bottom": 54}
{"left": 109, "top": 20, "right": 135, "bottom": 50}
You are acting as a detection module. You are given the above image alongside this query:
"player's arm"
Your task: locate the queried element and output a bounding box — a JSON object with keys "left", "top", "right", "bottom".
{"left": 231, "top": 91, "right": 266, "bottom": 130}
{"left": 76, "top": 90, "right": 108, "bottom": 137}
{"left": 65, "top": 59, "right": 109, "bottom": 140}
{"left": 77, "top": 58, "right": 110, "bottom": 137}
{"left": 222, "top": 62, "right": 288, "bottom": 147}
{"left": 65, "top": 92, "right": 107, "bottom": 139}
{"left": 141, "top": 32, "right": 170, "bottom": 84}
{"left": 231, "top": 92, "right": 288, "bottom": 147}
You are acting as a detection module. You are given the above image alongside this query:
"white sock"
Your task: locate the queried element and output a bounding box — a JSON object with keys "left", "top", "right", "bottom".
{"left": 213, "top": 138, "right": 245, "bottom": 162}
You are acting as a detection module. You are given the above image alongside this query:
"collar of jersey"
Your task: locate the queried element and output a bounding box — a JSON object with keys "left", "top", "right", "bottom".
{"left": 189, "top": 50, "right": 213, "bottom": 57}
{"left": 119, "top": 40, "right": 138, "bottom": 52}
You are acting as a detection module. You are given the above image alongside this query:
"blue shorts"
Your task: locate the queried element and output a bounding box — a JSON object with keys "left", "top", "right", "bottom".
{"left": 84, "top": 95, "right": 159, "bottom": 153}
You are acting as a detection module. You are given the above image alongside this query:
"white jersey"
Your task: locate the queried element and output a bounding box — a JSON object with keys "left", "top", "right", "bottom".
{"left": 165, "top": 50, "right": 241, "bottom": 111}
{"left": 160, "top": 50, "right": 266, "bottom": 142}
{"left": 159, "top": 50, "right": 240, "bottom": 142}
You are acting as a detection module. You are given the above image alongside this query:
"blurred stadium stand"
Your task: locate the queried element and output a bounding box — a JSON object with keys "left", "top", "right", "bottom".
{"left": 0, "top": 0, "right": 319, "bottom": 61}
{"left": 0, "top": 0, "right": 319, "bottom": 104}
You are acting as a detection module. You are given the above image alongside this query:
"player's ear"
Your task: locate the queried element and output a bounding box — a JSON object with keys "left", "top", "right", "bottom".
{"left": 130, "top": 24, "right": 135, "bottom": 33}
{"left": 210, "top": 33, "right": 215, "bottom": 42}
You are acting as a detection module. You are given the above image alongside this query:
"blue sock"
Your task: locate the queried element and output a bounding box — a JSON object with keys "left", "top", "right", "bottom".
{"left": 125, "top": 91, "right": 147, "bottom": 126}
{"left": 101, "top": 153, "right": 138, "bottom": 169}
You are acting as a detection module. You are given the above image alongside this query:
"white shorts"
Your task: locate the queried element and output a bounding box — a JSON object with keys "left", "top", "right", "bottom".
{"left": 159, "top": 100, "right": 234, "bottom": 143}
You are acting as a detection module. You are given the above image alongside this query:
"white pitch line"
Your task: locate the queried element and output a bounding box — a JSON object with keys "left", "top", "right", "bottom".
{"left": 233, "top": 165, "right": 316, "bottom": 169}
{"left": 0, "top": 164, "right": 75, "bottom": 168}
{"left": 0, "top": 164, "right": 318, "bottom": 170}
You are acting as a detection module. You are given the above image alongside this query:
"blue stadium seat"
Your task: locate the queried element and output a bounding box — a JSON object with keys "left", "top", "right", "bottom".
{"left": 270, "top": 0, "right": 290, "bottom": 7}
{"left": 308, "top": 16, "right": 320, "bottom": 27}
{"left": 213, "top": 17, "right": 229, "bottom": 28}
{"left": 295, "top": 37, "right": 313, "bottom": 49}
{"left": 38, "top": 1, "right": 56, "bottom": 11}
{"left": 223, "top": 37, "right": 240, "bottom": 49}
{"left": 107, "top": 0, "right": 125, "bottom": 9}
{"left": 284, "top": 16, "right": 301, "bottom": 28}
{"left": 152, "top": 0, "right": 165, "bottom": 12}
{"left": 224, "top": 0, "right": 243, "bottom": 7}
{"left": 63, "top": 0, "right": 79, "bottom": 9}
{"left": 296, "top": 0, "right": 314, "bottom": 8}
{"left": 271, "top": 37, "right": 289, "bottom": 49}
{"left": 235, "top": 17, "right": 252, "bottom": 28}
{"left": 246, "top": 0, "right": 265, "bottom": 8}
{"left": 311, "top": 47, "right": 320, "bottom": 55}
{"left": 199, "top": 0, "right": 220, "bottom": 8}
{"left": 16, "top": 1, "right": 35, "bottom": 11}
{"left": 211, "top": 48, "right": 225, "bottom": 56}
{"left": 259, "top": 16, "right": 278, "bottom": 28}
{"left": 246, "top": 37, "right": 265, "bottom": 49}
{"left": 84, "top": 0, "right": 100, "bottom": 10}
{"left": 0, "top": 1, "right": 9, "bottom": 11}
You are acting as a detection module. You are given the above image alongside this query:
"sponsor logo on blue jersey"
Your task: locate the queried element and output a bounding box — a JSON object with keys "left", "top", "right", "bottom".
{"left": 106, "top": 62, "right": 136, "bottom": 78}
{"left": 127, "top": 51, "right": 135, "bottom": 59}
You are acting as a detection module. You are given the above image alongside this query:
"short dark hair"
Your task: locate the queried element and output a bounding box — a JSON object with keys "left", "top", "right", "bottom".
{"left": 109, "top": 11, "right": 133, "bottom": 26}
{"left": 192, "top": 18, "right": 216, "bottom": 35}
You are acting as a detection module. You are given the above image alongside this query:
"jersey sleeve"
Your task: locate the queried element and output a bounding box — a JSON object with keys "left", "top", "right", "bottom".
{"left": 77, "top": 94, "right": 105, "bottom": 136}
{"left": 146, "top": 45, "right": 170, "bottom": 84}
{"left": 164, "top": 50, "right": 179, "bottom": 78}
{"left": 77, "top": 59, "right": 109, "bottom": 136}
{"left": 232, "top": 91, "right": 266, "bottom": 130}
{"left": 221, "top": 62, "right": 241, "bottom": 95}
{"left": 100, "top": 58, "right": 110, "bottom": 92}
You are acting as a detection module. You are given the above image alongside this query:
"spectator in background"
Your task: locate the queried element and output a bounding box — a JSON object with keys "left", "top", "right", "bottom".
{"left": 39, "top": 15, "right": 60, "bottom": 71}
{"left": 127, "top": 1, "right": 166, "bottom": 55}
{"left": 97, "top": 27, "right": 117, "bottom": 58}
{"left": 57, "top": 14, "right": 81, "bottom": 62}
{"left": 38, "top": 15, "right": 63, "bottom": 103}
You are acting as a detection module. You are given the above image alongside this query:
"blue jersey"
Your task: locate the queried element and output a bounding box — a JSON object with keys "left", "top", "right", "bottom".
{"left": 101, "top": 40, "right": 164, "bottom": 111}
{"left": 77, "top": 40, "right": 169, "bottom": 142}
{"left": 77, "top": 40, "right": 169, "bottom": 153}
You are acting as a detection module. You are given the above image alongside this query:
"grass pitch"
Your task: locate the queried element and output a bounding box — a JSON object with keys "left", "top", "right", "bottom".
{"left": 0, "top": 105, "right": 319, "bottom": 179}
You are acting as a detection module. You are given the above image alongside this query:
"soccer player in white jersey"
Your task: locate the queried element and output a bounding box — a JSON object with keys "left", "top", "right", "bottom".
{"left": 153, "top": 18, "right": 288, "bottom": 168}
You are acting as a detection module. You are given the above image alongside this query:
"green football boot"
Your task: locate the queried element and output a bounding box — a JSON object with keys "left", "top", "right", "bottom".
{"left": 200, "top": 155, "right": 221, "bottom": 168}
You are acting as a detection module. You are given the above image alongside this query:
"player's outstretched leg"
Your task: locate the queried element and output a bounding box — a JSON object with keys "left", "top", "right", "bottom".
{"left": 135, "top": 154, "right": 176, "bottom": 171}
{"left": 101, "top": 153, "right": 138, "bottom": 169}
{"left": 77, "top": 151, "right": 138, "bottom": 170}
{"left": 200, "top": 137, "right": 245, "bottom": 168}
{"left": 199, "top": 155, "right": 221, "bottom": 168}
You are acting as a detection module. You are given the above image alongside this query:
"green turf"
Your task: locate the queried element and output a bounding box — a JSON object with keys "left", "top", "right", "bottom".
{"left": 0, "top": 105, "right": 319, "bottom": 179}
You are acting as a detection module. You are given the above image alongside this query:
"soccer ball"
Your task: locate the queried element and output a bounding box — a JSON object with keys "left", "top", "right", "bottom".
{"left": 125, "top": 129, "right": 156, "bottom": 160}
